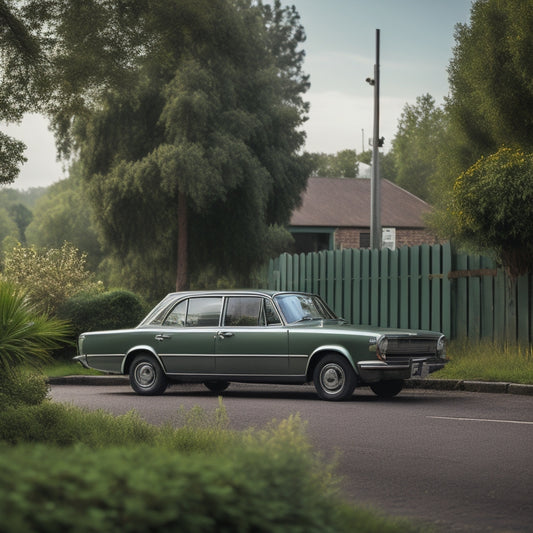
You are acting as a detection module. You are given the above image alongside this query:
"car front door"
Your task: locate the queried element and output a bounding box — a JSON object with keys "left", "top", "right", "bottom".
{"left": 214, "top": 296, "right": 289, "bottom": 376}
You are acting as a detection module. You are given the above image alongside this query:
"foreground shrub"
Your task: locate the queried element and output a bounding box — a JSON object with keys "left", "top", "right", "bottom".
{"left": 0, "top": 371, "right": 49, "bottom": 410}
{"left": 0, "top": 399, "right": 231, "bottom": 450}
{"left": 0, "top": 410, "right": 419, "bottom": 533}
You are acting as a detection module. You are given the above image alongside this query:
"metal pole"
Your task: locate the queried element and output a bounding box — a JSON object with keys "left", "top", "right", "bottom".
{"left": 370, "top": 29, "right": 381, "bottom": 249}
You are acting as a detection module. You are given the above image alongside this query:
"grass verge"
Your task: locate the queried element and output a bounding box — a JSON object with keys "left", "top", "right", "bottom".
{"left": 433, "top": 341, "right": 533, "bottom": 384}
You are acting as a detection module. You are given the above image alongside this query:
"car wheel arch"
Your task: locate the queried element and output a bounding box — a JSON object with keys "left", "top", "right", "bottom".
{"left": 306, "top": 346, "right": 357, "bottom": 381}
{"left": 122, "top": 346, "right": 163, "bottom": 375}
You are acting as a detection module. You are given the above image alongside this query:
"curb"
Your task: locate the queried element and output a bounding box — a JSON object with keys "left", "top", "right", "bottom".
{"left": 405, "top": 378, "right": 533, "bottom": 396}
{"left": 48, "top": 375, "right": 533, "bottom": 396}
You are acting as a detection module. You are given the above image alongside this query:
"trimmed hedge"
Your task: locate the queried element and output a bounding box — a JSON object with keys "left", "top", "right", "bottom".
{"left": 57, "top": 289, "right": 149, "bottom": 337}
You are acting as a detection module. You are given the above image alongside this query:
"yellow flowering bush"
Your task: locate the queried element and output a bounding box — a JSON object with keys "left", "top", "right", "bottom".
{"left": 2, "top": 242, "right": 102, "bottom": 314}
{"left": 450, "top": 146, "right": 533, "bottom": 277}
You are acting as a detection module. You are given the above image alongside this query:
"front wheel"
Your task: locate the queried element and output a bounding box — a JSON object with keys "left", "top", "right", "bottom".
{"left": 313, "top": 354, "right": 357, "bottom": 401}
{"left": 370, "top": 379, "right": 404, "bottom": 398}
{"left": 129, "top": 354, "right": 168, "bottom": 395}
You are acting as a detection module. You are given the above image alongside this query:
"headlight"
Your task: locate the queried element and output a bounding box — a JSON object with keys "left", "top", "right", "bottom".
{"left": 377, "top": 336, "right": 388, "bottom": 361}
{"left": 437, "top": 335, "right": 446, "bottom": 358}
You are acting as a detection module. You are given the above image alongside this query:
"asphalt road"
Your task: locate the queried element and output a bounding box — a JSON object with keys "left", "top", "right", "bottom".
{"left": 50, "top": 382, "right": 533, "bottom": 532}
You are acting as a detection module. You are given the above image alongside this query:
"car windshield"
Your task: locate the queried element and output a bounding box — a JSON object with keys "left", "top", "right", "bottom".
{"left": 274, "top": 294, "right": 336, "bottom": 324}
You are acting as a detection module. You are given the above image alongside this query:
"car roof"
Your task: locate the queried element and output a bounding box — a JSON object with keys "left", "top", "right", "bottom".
{"left": 161, "top": 289, "right": 310, "bottom": 299}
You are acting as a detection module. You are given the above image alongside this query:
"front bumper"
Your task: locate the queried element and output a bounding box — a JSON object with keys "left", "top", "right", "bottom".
{"left": 357, "top": 358, "right": 447, "bottom": 383}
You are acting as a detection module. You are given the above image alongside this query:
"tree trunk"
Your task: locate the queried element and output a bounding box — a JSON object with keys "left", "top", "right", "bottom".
{"left": 176, "top": 191, "right": 188, "bottom": 291}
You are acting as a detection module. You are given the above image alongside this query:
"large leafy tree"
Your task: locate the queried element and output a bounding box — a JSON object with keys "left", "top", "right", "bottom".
{"left": 8, "top": 1, "right": 310, "bottom": 298}
{"left": 444, "top": 0, "right": 533, "bottom": 179}
{"left": 391, "top": 94, "right": 447, "bottom": 202}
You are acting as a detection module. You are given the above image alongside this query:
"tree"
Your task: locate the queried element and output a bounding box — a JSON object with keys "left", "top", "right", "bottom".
{"left": 24, "top": 167, "right": 103, "bottom": 271}
{"left": 391, "top": 94, "right": 447, "bottom": 202}
{"left": 446, "top": 147, "right": 533, "bottom": 277}
{"left": 309, "top": 150, "right": 359, "bottom": 178}
{"left": 60, "top": 0, "right": 309, "bottom": 296}
{"left": 444, "top": 0, "right": 533, "bottom": 179}
{"left": 0, "top": 0, "right": 43, "bottom": 183}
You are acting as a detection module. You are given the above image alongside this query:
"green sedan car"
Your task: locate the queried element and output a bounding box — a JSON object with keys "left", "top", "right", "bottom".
{"left": 75, "top": 290, "right": 447, "bottom": 401}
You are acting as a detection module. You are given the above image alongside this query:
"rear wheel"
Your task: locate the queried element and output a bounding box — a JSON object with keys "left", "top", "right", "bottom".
{"left": 204, "top": 381, "right": 230, "bottom": 393}
{"left": 370, "top": 379, "right": 404, "bottom": 398}
{"left": 313, "top": 354, "right": 357, "bottom": 401}
{"left": 129, "top": 354, "right": 168, "bottom": 395}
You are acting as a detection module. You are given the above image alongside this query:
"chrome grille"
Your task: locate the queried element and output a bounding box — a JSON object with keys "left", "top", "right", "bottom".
{"left": 385, "top": 337, "right": 437, "bottom": 358}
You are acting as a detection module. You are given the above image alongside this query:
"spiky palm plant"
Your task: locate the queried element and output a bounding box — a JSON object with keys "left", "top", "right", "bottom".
{"left": 0, "top": 281, "right": 72, "bottom": 375}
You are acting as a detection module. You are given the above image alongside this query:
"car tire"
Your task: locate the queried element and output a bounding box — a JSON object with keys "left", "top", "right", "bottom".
{"left": 313, "top": 354, "right": 357, "bottom": 401}
{"left": 370, "top": 379, "right": 404, "bottom": 398}
{"left": 204, "top": 381, "right": 230, "bottom": 393}
{"left": 129, "top": 354, "right": 168, "bottom": 395}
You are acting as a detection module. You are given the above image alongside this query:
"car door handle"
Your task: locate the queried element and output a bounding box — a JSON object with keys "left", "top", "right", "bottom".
{"left": 155, "top": 334, "right": 171, "bottom": 342}
{"left": 216, "top": 331, "right": 234, "bottom": 340}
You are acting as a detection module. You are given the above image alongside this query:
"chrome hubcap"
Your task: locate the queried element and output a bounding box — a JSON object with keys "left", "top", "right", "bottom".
{"left": 320, "top": 363, "right": 345, "bottom": 393}
{"left": 135, "top": 363, "right": 156, "bottom": 388}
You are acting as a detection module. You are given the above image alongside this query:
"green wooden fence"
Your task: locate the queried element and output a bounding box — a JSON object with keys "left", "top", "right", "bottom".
{"left": 264, "top": 243, "right": 532, "bottom": 345}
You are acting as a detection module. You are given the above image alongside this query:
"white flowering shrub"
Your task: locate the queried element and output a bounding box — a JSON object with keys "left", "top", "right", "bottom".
{"left": 2, "top": 242, "right": 102, "bottom": 314}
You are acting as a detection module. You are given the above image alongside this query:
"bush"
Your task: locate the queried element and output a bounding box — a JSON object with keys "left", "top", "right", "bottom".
{"left": 0, "top": 409, "right": 419, "bottom": 533}
{"left": 57, "top": 290, "right": 148, "bottom": 338}
{"left": 2, "top": 242, "right": 102, "bottom": 314}
{"left": 448, "top": 146, "right": 533, "bottom": 277}
{"left": 0, "top": 371, "right": 49, "bottom": 410}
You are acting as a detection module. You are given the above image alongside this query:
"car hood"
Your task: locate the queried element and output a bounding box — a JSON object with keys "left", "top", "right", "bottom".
{"left": 289, "top": 319, "right": 442, "bottom": 338}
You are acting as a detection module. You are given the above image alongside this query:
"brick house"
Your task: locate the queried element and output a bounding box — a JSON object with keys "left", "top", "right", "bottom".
{"left": 288, "top": 176, "right": 438, "bottom": 253}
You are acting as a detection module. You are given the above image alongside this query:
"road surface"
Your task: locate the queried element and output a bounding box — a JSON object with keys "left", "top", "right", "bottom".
{"left": 50, "top": 382, "right": 533, "bottom": 532}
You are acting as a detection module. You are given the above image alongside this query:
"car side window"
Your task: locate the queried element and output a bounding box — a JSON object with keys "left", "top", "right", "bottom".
{"left": 224, "top": 297, "right": 263, "bottom": 327}
{"left": 186, "top": 297, "right": 222, "bottom": 327}
{"left": 263, "top": 299, "right": 282, "bottom": 326}
{"left": 163, "top": 300, "right": 187, "bottom": 326}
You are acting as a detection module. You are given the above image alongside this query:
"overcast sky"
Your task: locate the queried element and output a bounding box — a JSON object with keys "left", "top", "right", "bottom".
{"left": 3, "top": 0, "right": 473, "bottom": 190}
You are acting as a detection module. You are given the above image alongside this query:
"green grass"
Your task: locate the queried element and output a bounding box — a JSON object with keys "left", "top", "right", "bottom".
{"left": 433, "top": 341, "right": 533, "bottom": 384}
{"left": 41, "top": 361, "right": 104, "bottom": 377}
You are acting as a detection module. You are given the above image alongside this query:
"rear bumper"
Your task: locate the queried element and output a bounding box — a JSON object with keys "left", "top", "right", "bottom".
{"left": 73, "top": 354, "right": 90, "bottom": 369}
{"left": 357, "top": 358, "right": 447, "bottom": 383}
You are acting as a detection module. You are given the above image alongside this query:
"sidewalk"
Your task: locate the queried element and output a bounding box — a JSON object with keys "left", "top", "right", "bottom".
{"left": 48, "top": 375, "right": 533, "bottom": 395}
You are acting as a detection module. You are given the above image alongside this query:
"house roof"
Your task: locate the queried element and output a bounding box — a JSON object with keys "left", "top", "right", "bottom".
{"left": 290, "top": 177, "right": 431, "bottom": 228}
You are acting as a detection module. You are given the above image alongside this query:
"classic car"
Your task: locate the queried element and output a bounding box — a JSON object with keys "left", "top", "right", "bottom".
{"left": 74, "top": 290, "right": 447, "bottom": 401}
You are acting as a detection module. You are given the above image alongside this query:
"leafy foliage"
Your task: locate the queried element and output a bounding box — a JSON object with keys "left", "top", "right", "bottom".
{"left": 0, "top": 406, "right": 420, "bottom": 532}
{"left": 391, "top": 94, "right": 447, "bottom": 202}
{"left": 2, "top": 242, "right": 101, "bottom": 314}
{"left": 309, "top": 149, "right": 359, "bottom": 178}
{"left": 444, "top": 0, "right": 533, "bottom": 178}
{"left": 57, "top": 290, "right": 148, "bottom": 338}
{"left": 0, "top": 281, "right": 71, "bottom": 374}
{"left": 0, "top": 369, "right": 49, "bottom": 409}
{"left": 24, "top": 169, "right": 103, "bottom": 271}
{"left": 446, "top": 147, "right": 533, "bottom": 276}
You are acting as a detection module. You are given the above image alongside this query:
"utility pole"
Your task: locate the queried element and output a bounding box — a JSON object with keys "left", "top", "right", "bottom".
{"left": 367, "top": 29, "right": 381, "bottom": 249}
